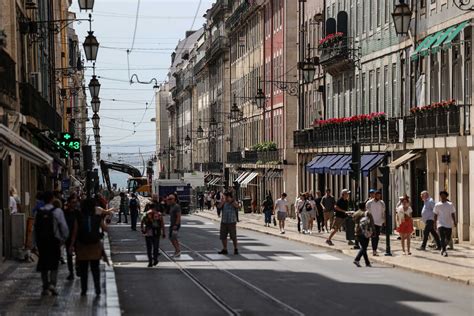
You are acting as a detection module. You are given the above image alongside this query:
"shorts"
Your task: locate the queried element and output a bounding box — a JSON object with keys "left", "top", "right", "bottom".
{"left": 277, "top": 211, "right": 287, "bottom": 221}
{"left": 310, "top": 210, "right": 317, "bottom": 219}
{"left": 169, "top": 225, "right": 180, "bottom": 240}
{"left": 332, "top": 217, "right": 345, "bottom": 230}
{"left": 220, "top": 223, "right": 237, "bottom": 240}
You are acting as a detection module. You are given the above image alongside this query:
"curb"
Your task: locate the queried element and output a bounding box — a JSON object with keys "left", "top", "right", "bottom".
{"left": 104, "top": 233, "right": 121, "bottom": 316}
{"left": 195, "top": 212, "right": 473, "bottom": 286}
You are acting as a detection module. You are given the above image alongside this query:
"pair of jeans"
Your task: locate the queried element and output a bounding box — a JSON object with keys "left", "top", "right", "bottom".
{"left": 146, "top": 235, "right": 160, "bottom": 263}
{"left": 78, "top": 260, "right": 100, "bottom": 294}
{"left": 65, "top": 239, "right": 74, "bottom": 275}
{"left": 41, "top": 270, "right": 58, "bottom": 290}
{"left": 421, "top": 220, "right": 441, "bottom": 249}
{"left": 354, "top": 235, "right": 370, "bottom": 265}
{"left": 438, "top": 226, "right": 452, "bottom": 253}
{"left": 371, "top": 225, "right": 381, "bottom": 252}
{"left": 316, "top": 211, "right": 324, "bottom": 231}
{"left": 297, "top": 213, "right": 301, "bottom": 232}
{"left": 130, "top": 209, "right": 139, "bottom": 230}
{"left": 264, "top": 211, "right": 272, "bottom": 224}
{"left": 118, "top": 210, "right": 128, "bottom": 223}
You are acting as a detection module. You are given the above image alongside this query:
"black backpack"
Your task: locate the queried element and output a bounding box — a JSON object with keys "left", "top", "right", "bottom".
{"left": 35, "top": 208, "right": 56, "bottom": 245}
{"left": 78, "top": 214, "right": 102, "bottom": 244}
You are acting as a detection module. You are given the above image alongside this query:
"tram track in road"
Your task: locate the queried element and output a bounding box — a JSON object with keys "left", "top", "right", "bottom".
{"left": 164, "top": 241, "right": 305, "bottom": 316}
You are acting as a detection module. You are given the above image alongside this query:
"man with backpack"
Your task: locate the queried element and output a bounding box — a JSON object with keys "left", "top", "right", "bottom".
{"left": 70, "top": 198, "right": 105, "bottom": 296}
{"left": 353, "top": 202, "right": 375, "bottom": 267}
{"left": 129, "top": 193, "right": 141, "bottom": 231}
{"left": 35, "top": 191, "right": 69, "bottom": 296}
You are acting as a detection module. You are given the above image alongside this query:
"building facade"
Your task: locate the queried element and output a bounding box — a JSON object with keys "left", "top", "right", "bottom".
{"left": 294, "top": 0, "right": 473, "bottom": 243}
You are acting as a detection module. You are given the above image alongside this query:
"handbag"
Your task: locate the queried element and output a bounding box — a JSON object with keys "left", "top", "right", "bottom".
{"left": 273, "top": 216, "right": 277, "bottom": 226}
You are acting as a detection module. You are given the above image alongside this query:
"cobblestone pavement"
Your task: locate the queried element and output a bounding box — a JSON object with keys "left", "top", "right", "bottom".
{"left": 196, "top": 209, "right": 474, "bottom": 285}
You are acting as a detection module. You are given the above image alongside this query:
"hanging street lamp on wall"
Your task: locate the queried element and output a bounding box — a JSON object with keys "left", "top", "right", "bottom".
{"left": 392, "top": 0, "right": 412, "bottom": 35}
{"left": 91, "top": 97, "right": 101, "bottom": 113}
{"left": 92, "top": 113, "right": 100, "bottom": 128}
{"left": 255, "top": 88, "right": 266, "bottom": 109}
{"left": 78, "top": 0, "right": 95, "bottom": 11}
{"left": 93, "top": 127, "right": 100, "bottom": 137}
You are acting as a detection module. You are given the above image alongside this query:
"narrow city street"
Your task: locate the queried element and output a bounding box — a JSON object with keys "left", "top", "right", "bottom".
{"left": 108, "top": 215, "right": 473, "bottom": 316}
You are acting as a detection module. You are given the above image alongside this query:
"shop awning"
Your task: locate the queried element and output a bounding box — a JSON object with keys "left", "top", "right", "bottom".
{"left": 431, "top": 26, "right": 457, "bottom": 54}
{"left": 0, "top": 125, "right": 53, "bottom": 167}
{"left": 204, "top": 174, "right": 214, "bottom": 183}
{"left": 440, "top": 20, "right": 470, "bottom": 50}
{"left": 235, "top": 171, "right": 250, "bottom": 184}
{"left": 309, "top": 155, "right": 345, "bottom": 174}
{"left": 418, "top": 31, "right": 445, "bottom": 57}
{"left": 305, "top": 156, "right": 321, "bottom": 169}
{"left": 411, "top": 34, "right": 437, "bottom": 60}
{"left": 387, "top": 151, "right": 423, "bottom": 170}
{"left": 329, "top": 155, "right": 351, "bottom": 175}
{"left": 208, "top": 176, "right": 222, "bottom": 186}
{"left": 240, "top": 172, "right": 258, "bottom": 188}
{"left": 361, "top": 154, "right": 385, "bottom": 176}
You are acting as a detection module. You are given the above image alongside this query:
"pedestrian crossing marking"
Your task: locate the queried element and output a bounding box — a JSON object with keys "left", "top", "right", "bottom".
{"left": 275, "top": 255, "right": 304, "bottom": 260}
{"left": 241, "top": 254, "right": 265, "bottom": 260}
{"left": 174, "top": 254, "right": 194, "bottom": 261}
{"left": 204, "top": 254, "right": 231, "bottom": 260}
{"left": 135, "top": 255, "right": 149, "bottom": 261}
{"left": 310, "top": 254, "right": 342, "bottom": 261}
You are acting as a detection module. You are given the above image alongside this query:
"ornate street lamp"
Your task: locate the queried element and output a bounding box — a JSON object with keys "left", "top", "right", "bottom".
{"left": 255, "top": 88, "right": 266, "bottom": 109}
{"left": 230, "top": 100, "right": 241, "bottom": 121}
{"left": 78, "top": 0, "right": 95, "bottom": 11}
{"left": 93, "top": 127, "right": 100, "bottom": 137}
{"left": 185, "top": 134, "right": 192, "bottom": 146}
{"left": 91, "top": 97, "right": 101, "bottom": 113}
{"left": 88, "top": 68, "right": 101, "bottom": 98}
{"left": 197, "top": 124, "right": 204, "bottom": 138}
{"left": 92, "top": 113, "right": 100, "bottom": 128}
{"left": 94, "top": 135, "right": 100, "bottom": 143}
{"left": 301, "top": 58, "right": 316, "bottom": 84}
{"left": 83, "top": 31, "right": 99, "bottom": 61}
{"left": 392, "top": 0, "right": 412, "bottom": 36}
{"left": 209, "top": 117, "right": 218, "bottom": 138}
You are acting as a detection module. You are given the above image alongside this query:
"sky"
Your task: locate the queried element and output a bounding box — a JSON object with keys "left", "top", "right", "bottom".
{"left": 71, "top": 0, "right": 213, "bottom": 186}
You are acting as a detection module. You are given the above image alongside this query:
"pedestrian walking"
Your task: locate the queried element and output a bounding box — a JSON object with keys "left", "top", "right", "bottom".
{"left": 198, "top": 192, "right": 205, "bottom": 211}
{"left": 433, "top": 191, "right": 457, "bottom": 257}
{"left": 295, "top": 193, "right": 305, "bottom": 233}
{"left": 206, "top": 191, "right": 212, "bottom": 210}
{"left": 396, "top": 197, "right": 414, "bottom": 255}
{"left": 34, "top": 191, "right": 69, "bottom": 296}
{"left": 274, "top": 193, "right": 289, "bottom": 234}
{"left": 353, "top": 202, "right": 375, "bottom": 267}
{"left": 215, "top": 189, "right": 223, "bottom": 216}
{"left": 118, "top": 192, "right": 129, "bottom": 224}
{"left": 261, "top": 194, "right": 273, "bottom": 227}
{"left": 218, "top": 192, "right": 240, "bottom": 255}
{"left": 326, "top": 189, "right": 350, "bottom": 246}
{"left": 300, "top": 194, "right": 313, "bottom": 234}
{"left": 315, "top": 191, "right": 324, "bottom": 233}
{"left": 64, "top": 194, "right": 80, "bottom": 280}
{"left": 141, "top": 204, "right": 165, "bottom": 267}
{"left": 417, "top": 191, "right": 441, "bottom": 251}
{"left": 366, "top": 190, "right": 385, "bottom": 256}
{"left": 320, "top": 189, "right": 336, "bottom": 233}
{"left": 308, "top": 193, "right": 317, "bottom": 233}
{"left": 129, "top": 193, "right": 141, "bottom": 231}
{"left": 167, "top": 193, "right": 182, "bottom": 257}
{"left": 70, "top": 198, "right": 105, "bottom": 296}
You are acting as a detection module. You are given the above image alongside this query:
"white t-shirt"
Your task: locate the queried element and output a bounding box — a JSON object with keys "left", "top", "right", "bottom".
{"left": 433, "top": 201, "right": 456, "bottom": 228}
{"left": 274, "top": 198, "right": 289, "bottom": 213}
{"left": 366, "top": 199, "right": 385, "bottom": 226}
{"left": 9, "top": 196, "right": 17, "bottom": 214}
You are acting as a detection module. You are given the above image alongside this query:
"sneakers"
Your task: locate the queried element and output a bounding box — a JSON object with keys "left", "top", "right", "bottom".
{"left": 153, "top": 259, "right": 159, "bottom": 266}
{"left": 353, "top": 261, "right": 361, "bottom": 267}
{"left": 366, "top": 263, "right": 372, "bottom": 267}
{"left": 217, "top": 249, "right": 228, "bottom": 255}
{"left": 66, "top": 274, "right": 74, "bottom": 281}
{"left": 373, "top": 251, "right": 379, "bottom": 256}
{"left": 280, "top": 230, "right": 285, "bottom": 234}
{"left": 326, "top": 240, "right": 334, "bottom": 246}
{"left": 173, "top": 252, "right": 181, "bottom": 258}
{"left": 441, "top": 251, "right": 448, "bottom": 257}
{"left": 147, "top": 262, "right": 153, "bottom": 267}
{"left": 234, "top": 249, "right": 239, "bottom": 255}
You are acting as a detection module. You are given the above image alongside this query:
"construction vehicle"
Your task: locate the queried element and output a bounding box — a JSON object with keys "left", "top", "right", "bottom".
{"left": 100, "top": 160, "right": 151, "bottom": 196}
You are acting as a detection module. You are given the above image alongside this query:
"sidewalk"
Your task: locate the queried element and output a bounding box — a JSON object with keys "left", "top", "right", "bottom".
{"left": 0, "top": 233, "right": 120, "bottom": 315}
{"left": 195, "top": 209, "right": 474, "bottom": 286}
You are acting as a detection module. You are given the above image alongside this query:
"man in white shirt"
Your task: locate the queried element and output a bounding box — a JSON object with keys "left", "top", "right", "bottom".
{"left": 366, "top": 191, "right": 385, "bottom": 256}
{"left": 433, "top": 191, "right": 456, "bottom": 257}
{"left": 274, "top": 193, "right": 289, "bottom": 234}
{"left": 9, "top": 188, "right": 18, "bottom": 214}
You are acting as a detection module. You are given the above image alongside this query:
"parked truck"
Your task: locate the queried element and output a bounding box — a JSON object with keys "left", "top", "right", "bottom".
{"left": 153, "top": 179, "right": 193, "bottom": 214}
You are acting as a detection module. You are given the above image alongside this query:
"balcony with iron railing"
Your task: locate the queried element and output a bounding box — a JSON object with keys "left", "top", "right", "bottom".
{"left": 20, "top": 82, "right": 62, "bottom": 132}
{"left": 294, "top": 105, "right": 471, "bottom": 149}
{"left": 0, "top": 49, "right": 17, "bottom": 102}
{"left": 194, "top": 162, "right": 224, "bottom": 173}
{"left": 227, "top": 149, "right": 284, "bottom": 165}
{"left": 318, "top": 35, "right": 357, "bottom": 76}
{"left": 205, "top": 36, "right": 228, "bottom": 62}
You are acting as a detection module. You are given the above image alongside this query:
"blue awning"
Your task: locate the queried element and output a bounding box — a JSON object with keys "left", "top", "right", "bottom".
{"left": 329, "top": 155, "right": 351, "bottom": 175}
{"left": 305, "top": 156, "right": 321, "bottom": 169}
{"left": 361, "top": 154, "right": 386, "bottom": 177}
{"left": 309, "top": 155, "right": 345, "bottom": 174}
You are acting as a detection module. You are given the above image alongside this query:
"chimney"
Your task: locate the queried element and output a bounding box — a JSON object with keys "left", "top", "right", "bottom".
{"left": 171, "top": 52, "right": 176, "bottom": 63}
{"left": 185, "top": 30, "right": 196, "bottom": 38}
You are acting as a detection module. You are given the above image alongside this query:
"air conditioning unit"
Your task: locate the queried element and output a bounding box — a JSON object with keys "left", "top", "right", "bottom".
{"left": 30, "top": 72, "right": 42, "bottom": 93}
{"left": 25, "top": 0, "right": 38, "bottom": 9}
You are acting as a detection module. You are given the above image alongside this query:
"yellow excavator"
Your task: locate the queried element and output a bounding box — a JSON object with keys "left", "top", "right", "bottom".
{"left": 100, "top": 160, "right": 151, "bottom": 196}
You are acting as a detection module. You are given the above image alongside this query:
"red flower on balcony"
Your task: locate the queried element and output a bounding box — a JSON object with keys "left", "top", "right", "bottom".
{"left": 410, "top": 99, "right": 457, "bottom": 115}
{"left": 313, "top": 112, "right": 386, "bottom": 127}
{"left": 318, "top": 32, "right": 344, "bottom": 49}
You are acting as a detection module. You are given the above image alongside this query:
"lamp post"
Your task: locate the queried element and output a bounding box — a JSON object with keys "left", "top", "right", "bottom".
{"left": 91, "top": 96, "right": 100, "bottom": 113}
{"left": 78, "top": 0, "right": 95, "bottom": 11}
{"left": 92, "top": 113, "right": 100, "bottom": 128}
{"left": 392, "top": 0, "right": 412, "bottom": 36}
{"left": 93, "top": 127, "right": 100, "bottom": 138}
{"left": 89, "top": 65, "right": 101, "bottom": 98}
{"left": 185, "top": 134, "right": 191, "bottom": 147}
{"left": 83, "top": 15, "right": 99, "bottom": 61}
{"left": 255, "top": 88, "right": 267, "bottom": 200}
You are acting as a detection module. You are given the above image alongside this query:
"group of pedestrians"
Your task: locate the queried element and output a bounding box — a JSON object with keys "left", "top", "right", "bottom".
{"left": 34, "top": 191, "right": 116, "bottom": 297}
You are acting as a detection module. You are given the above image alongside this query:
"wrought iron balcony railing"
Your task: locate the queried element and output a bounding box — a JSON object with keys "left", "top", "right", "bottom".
{"left": 319, "top": 38, "right": 358, "bottom": 76}
{"left": 20, "top": 83, "right": 62, "bottom": 132}
{"left": 194, "top": 162, "right": 224, "bottom": 173}
{"left": 227, "top": 149, "right": 283, "bottom": 165}
{"left": 0, "top": 49, "right": 17, "bottom": 100}
{"left": 414, "top": 104, "right": 470, "bottom": 138}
